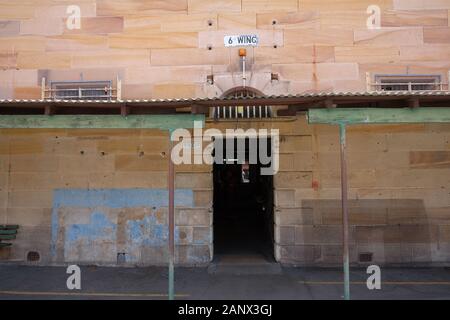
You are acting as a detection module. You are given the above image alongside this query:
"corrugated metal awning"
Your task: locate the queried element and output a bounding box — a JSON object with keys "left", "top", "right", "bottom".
{"left": 1, "top": 91, "right": 449, "bottom": 115}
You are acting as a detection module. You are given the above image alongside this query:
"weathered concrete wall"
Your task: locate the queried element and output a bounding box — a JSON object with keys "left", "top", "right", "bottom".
{"left": 1, "top": 1, "right": 450, "bottom": 99}
{"left": 0, "top": 128, "right": 213, "bottom": 266}
{"left": 274, "top": 114, "right": 450, "bottom": 266}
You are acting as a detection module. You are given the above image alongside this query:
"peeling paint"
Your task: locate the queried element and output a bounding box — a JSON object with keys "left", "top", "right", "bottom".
{"left": 51, "top": 188, "right": 194, "bottom": 263}
{"left": 64, "top": 211, "right": 118, "bottom": 263}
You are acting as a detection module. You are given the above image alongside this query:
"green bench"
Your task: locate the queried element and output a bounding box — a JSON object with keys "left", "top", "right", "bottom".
{"left": 0, "top": 225, "right": 19, "bottom": 248}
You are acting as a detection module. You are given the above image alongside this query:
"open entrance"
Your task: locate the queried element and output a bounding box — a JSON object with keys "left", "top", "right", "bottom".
{"left": 213, "top": 137, "right": 274, "bottom": 262}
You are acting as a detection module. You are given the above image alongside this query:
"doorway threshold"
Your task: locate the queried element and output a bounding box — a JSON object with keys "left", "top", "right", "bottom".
{"left": 208, "top": 253, "right": 282, "bottom": 275}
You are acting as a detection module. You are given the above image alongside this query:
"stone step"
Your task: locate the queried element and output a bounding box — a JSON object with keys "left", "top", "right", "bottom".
{"left": 208, "top": 254, "right": 282, "bottom": 275}
{"left": 207, "top": 262, "right": 282, "bottom": 275}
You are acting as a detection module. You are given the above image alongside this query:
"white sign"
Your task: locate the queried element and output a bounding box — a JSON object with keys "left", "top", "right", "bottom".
{"left": 224, "top": 34, "right": 259, "bottom": 47}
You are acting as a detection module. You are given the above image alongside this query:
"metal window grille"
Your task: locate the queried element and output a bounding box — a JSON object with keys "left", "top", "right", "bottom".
{"left": 371, "top": 75, "right": 445, "bottom": 92}
{"left": 213, "top": 87, "right": 273, "bottom": 119}
{"left": 50, "top": 81, "right": 115, "bottom": 100}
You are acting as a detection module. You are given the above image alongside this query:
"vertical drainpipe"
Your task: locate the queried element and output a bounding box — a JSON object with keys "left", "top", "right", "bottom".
{"left": 239, "top": 48, "right": 247, "bottom": 89}
{"left": 168, "top": 130, "right": 175, "bottom": 301}
{"left": 339, "top": 123, "right": 350, "bottom": 300}
{"left": 242, "top": 55, "right": 246, "bottom": 88}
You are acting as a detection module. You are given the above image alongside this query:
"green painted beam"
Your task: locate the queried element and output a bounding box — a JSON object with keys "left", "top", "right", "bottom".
{"left": 0, "top": 115, "right": 204, "bottom": 130}
{"left": 308, "top": 108, "right": 450, "bottom": 125}
{"left": 0, "top": 229, "right": 17, "bottom": 235}
{"left": 0, "top": 234, "right": 16, "bottom": 240}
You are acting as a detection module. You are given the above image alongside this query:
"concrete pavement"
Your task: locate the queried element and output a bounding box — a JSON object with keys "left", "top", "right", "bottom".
{"left": 1, "top": 264, "right": 450, "bottom": 300}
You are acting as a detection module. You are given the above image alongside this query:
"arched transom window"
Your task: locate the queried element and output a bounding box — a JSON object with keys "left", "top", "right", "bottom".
{"left": 213, "top": 87, "right": 273, "bottom": 119}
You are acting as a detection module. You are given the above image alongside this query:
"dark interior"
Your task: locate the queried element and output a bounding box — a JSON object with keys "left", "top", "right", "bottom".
{"left": 213, "top": 138, "right": 274, "bottom": 261}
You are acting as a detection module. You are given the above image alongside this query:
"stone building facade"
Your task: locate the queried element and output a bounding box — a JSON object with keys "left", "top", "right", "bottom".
{"left": 0, "top": 0, "right": 449, "bottom": 266}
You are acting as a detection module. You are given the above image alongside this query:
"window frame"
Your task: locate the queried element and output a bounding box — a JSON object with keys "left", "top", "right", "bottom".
{"left": 373, "top": 74, "right": 443, "bottom": 92}
{"left": 50, "top": 80, "right": 114, "bottom": 101}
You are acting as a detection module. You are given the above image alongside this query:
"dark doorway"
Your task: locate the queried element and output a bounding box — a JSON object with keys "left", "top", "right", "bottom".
{"left": 213, "top": 138, "right": 274, "bottom": 261}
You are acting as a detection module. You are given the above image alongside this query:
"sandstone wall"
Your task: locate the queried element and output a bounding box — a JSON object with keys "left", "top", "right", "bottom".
{"left": 0, "top": 117, "right": 449, "bottom": 266}
{"left": 274, "top": 115, "right": 450, "bottom": 266}
{"left": 1, "top": 0, "right": 449, "bottom": 99}
{"left": 0, "top": 128, "right": 213, "bottom": 266}
{"left": 0, "top": 1, "right": 449, "bottom": 266}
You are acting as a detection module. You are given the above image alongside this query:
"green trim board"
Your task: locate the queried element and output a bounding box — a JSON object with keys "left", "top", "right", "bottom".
{"left": 0, "top": 235, "right": 16, "bottom": 240}
{"left": 0, "top": 229, "right": 17, "bottom": 235}
{"left": 308, "top": 108, "right": 450, "bottom": 125}
{"left": 0, "top": 225, "right": 19, "bottom": 230}
{"left": 0, "top": 115, "right": 204, "bottom": 130}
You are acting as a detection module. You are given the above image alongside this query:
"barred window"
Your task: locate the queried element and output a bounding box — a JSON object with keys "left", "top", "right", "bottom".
{"left": 374, "top": 75, "right": 443, "bottom": 91}
{"left": 213, "top": 87, "right": 273, "bottom": 119}
{"left": 50, "top": 81, "right": 114, "bottom": 100}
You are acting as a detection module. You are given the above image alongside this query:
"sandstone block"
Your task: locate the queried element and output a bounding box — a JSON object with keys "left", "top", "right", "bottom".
{"left": 382, "top": 10, "right": 448, "bottom": 27}
{"left": 424, "top": 27, "right": 450, "bottom": 43}
{"left": 115, "top": 154, "right": 167, "bottom": 172}
{"left": 275, "top": 225, "right": 295, "bottom": 245}
{"left": 176, "top": 173, "right": 212, "bottom": 189}
{"left": 275, "top": 207, "right": 314, "bottom": 225}
{"left": 257, "top": 11, "right": 319, "bottom": 29}
{"left": 151, "top": 48, "right": 229, "bottom": 66}
{"left": 255, "top": 46, "right": 334, "bottom": 64}
{"left": 109, "top": 33, "right": 197, "bottom": 49}
{"left": 161, "top": 13, "right": 217, "bottom": 32}
{"left": 0, "top": 21, "right": 20, "bottom": 37}
{"left": 176, "top": 208, "right": 212, "bottom": 226}
{"left": 188, "top": 0, "right": 241, "bottom": 13}
{"left": 242, "top": 0, "right": 299, "bottom": 13}
{"left": 354, "top": 27, "right": 424, "bottom": 46}
{"left": 335, "top": 46, "right": 400, "bottom": 63}
{"left": 275, "top": 171, "right": 313, "bottom": 188}
{"left": 219, "top": 13, "right": 257, "bottom": 29}
{"left": 97, "top": 0, "right": 187, "bottom": 16}
{"left": 285, "top": 29, "right": 354, "bottom": 46}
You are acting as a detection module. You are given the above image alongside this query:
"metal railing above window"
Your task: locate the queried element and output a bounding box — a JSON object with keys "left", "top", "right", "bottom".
{"left": 41, "top": 78, "right": 122, "bottom": 101}
{"left": 368, "top": 74, "right": 448, "bottom": 92}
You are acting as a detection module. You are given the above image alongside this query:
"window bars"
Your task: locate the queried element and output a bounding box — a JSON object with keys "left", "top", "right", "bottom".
{"left": 213, "top": 105, "right": 272, "bottom": 119}
{"left": 213, "top": 87, "right": 273, "bottom": 120}
{"left": 368, "top": 74, "right": 448, "bottom": 92}
{"left": 41, "top": 78, "right": 122, "bottom": 101}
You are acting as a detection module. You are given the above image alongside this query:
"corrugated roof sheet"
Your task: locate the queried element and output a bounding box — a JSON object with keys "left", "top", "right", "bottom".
{"left": 1, "top": 91, "right": 450, "bottom": 105}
